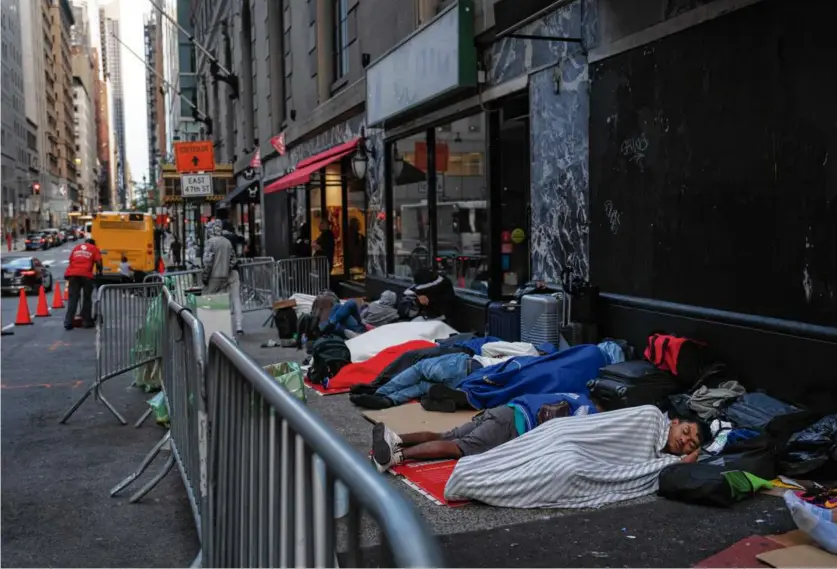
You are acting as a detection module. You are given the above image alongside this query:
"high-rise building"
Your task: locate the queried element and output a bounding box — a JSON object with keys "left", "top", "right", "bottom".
{"left": 72, "top": 48, "right": 97, "bottom": 215}
{"left": 18, "top": 0, "right": 46, "bottom": 232}
{"left": 45, "top": 0, "right": 77, "bottom": 226}
{"left": 99, "top": 1, "right": 126, "bottom": 209}
{"left": 172, "top": 0, "right": 199, "bottom": 143}
{"left": 1, "top": 0, "right": 30, "bottom": 233}
{"left": 145, "top": 14, "right": 160, "bottom": 187}
{"left": 92, "top": 48, "right": 112, "bottom": 210}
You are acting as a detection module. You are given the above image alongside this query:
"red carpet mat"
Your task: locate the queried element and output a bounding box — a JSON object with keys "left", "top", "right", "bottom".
{"left": 303, "top": 380, "right": 351, "bottom": 396}
{"left": 693, "top": 535, "right": 782, "bottom": 568}
{"left": 390, "top": 460, "right": 469, "bottom": 507}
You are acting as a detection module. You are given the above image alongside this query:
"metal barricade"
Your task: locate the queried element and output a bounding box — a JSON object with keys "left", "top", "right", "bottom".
{"left": 144, "top": 269, "right": 203, "bottom": 306}
{"left": 205, "top": 332, "right": 443, "bottom": 568}
{"left": 111, "top": 288, "right": 208, "bottom": 560}
{"left": 236, "top": 260, "right": 276, "bottom": 313}
{"left": 60, "top": 282, "right": 165, "bottom": 425}
{"left": 273, "top": 256, "right": 331, "bottom": 300}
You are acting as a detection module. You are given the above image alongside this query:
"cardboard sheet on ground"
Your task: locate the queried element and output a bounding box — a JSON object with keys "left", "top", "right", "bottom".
{"left": 757, "top": 544, "right": 837, "bottom": 568}
{"left": 693, "top": 535, "right": 783, "bottom": 568}
{"left": 362, "top": 404, "right": 477, "bottom": 435}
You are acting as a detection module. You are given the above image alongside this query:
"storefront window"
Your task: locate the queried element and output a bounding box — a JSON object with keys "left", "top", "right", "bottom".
{"left": 434, "top": 114, "right": 488, "bottom": 295}
{"left": 391, "top": 132, "right": 432, "bottom": 279}
{"left": 346, "top": 176, "right": 366, "bottom": 280}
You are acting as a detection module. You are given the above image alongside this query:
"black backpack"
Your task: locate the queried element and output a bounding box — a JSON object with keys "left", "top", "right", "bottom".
{"left": 273, "top": 307, "right": 298, "bottom": 340}
{"left": 307, "top": 336, "right": 351, "bottom": 385}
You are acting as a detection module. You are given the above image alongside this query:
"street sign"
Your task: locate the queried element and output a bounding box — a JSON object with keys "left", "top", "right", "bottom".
{"left": 181, "top": 173, "right": 213, "bottom": 197}
{"left": 174, "top": 140, "right": 216, "bottom": 173}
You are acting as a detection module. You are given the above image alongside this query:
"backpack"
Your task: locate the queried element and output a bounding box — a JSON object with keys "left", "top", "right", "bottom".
{"left": 273, "top": 306, "right": 298, "bottom": 340}
{"left": 643, "top": 333, "right": 706, "bottom": 387}
{"left": 307, "top": 336, "right": 351, "bottom": 385}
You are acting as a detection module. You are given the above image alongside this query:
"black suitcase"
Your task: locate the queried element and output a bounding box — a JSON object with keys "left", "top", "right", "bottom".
{"left": 587, "top": 360, "right": 681, "bottom": 411}
{"left": 721, "top": 392, "right": 801, "bottom": 430}
{"left": 486, "top": 301, "right": 521, "bottom": 342}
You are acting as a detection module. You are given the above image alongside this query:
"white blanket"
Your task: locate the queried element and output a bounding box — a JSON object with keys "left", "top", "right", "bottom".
{"left": 444, "top": 405, "right": 681, "bottom": 509}
{"left": 480, "top": 341, "right": 539, "bottom": 358}
{"left": 346, "top": 320, "right": 457, "bottom": 362}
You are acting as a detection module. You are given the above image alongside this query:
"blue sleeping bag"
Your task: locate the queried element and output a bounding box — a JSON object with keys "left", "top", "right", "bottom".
{"left": 458, "top": 344, "right": 607, "bottom": 410}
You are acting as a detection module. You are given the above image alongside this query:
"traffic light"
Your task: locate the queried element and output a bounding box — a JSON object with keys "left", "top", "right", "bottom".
{"left": 32, "top": 182, "right": 40, "bottom": 195}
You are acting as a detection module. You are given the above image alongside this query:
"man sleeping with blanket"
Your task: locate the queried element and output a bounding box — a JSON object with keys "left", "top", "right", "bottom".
{"left": 373, "top": 404, "right": 709, "bottom": 509}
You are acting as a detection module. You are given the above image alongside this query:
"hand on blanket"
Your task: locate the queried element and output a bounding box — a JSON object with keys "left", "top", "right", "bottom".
{"left": 681, "top": 449, "right": 700, "bottom": 463}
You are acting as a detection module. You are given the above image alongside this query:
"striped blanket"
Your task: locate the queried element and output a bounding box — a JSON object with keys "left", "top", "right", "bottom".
{"left": 444, "top": 405, "right": 682, "bottom": 509}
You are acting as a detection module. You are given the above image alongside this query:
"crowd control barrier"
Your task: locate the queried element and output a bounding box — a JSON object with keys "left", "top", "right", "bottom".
{"left": 273, "top": 256, "right": 331, "bottom": 300}
{"left": 237, "top": 260, "right": 276, "bottom": 313}
{"left": 111, "top": 287, "right": 207, "bottom": 543}
{"left": 204, "top": 332, "right": 443, "bottom": 568}
{"left": 60, "top": 282, "right": 165, "bottom": 425}
{"left": 109, "top": 287, "right": 443, "bottom": 567}
{"left": 144, "top": 269, "right": 203, "bottom": 306}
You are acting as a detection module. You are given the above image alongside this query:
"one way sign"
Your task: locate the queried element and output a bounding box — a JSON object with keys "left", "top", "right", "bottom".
{"left": 181, "top": 173, "right": 213, "bottom": 197}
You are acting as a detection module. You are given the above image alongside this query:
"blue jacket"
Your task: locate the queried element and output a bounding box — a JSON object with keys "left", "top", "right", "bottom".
{"left": 507, "top": 392, "right": 599, "bottom": 433}
{"left": 458, "top": 344, "right": 606, "bottom": 410}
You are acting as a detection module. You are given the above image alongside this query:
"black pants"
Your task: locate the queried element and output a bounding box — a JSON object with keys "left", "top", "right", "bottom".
{"left": 65, "top": 276, "right": 94, "bottom": 328}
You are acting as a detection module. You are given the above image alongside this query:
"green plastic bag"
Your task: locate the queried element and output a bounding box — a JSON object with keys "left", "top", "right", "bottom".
{"left": 263, "top": 361, "right": 306, "bottom": 403}
{"left": 148, "top": 391, "right": 169, "bottom": 427}
{"left": 131, "top": 294, "right": 165, "bottom": 392}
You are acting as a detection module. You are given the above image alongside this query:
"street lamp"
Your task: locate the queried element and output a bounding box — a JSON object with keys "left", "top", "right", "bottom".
{"left": 351, "top": 144, "right": 368, "bottom": 180}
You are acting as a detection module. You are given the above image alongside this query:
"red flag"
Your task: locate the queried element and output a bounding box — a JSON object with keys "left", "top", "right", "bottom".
{"left": 270, "top": 132, "right": 286, "bottom": 155}
{"left": 249, "top": 147, "right": 261, "bottom": 169}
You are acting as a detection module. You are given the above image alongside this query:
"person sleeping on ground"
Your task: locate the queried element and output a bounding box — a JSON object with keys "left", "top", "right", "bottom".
{"left": 319, "top": 290, "right": 400, "bottom": 339}
{"left": 438, "top": 405, "right": 710, "bottom": 509}
{"left": 371, "top": 393, "right": 601, "bottom": 472}
{"left": 351, "top": 342, "right": 619, "bottom": 410}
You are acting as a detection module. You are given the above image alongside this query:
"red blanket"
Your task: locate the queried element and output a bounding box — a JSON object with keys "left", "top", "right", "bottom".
{"left": 325, "top": 340, "right": 437, "bottom": 390}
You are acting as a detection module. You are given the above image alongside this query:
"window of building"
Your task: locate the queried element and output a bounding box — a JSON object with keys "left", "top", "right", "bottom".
{"left": 390, "top": 130, "right": 432, "bottom": 279}
{"left": 282, "top": 0, "right": 292, "bottom": 119}
{"left": 333, "top": 0, "right": 349, "bottom": 81}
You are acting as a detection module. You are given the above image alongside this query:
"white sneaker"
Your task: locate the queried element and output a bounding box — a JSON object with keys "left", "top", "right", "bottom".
{"left": 371, "top": 422, "right": 403, "bottom": 473}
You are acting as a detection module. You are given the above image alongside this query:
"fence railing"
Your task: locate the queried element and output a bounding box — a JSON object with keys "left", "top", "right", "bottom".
{"left": 144, "top": 269, "right": 203, "bottom": 306}
{"left": 236, "top": 260, "right": 276, "bottom": 313}
{"left": 107, "top": 285, "right": 442, "bottom": 567}
{"left": 205, "top": 332, "right": 442, "bottom": 568}
{"left": 60, "top": 282, "right": 164, "bottom": 425}
{"left": 273, "top": 256, "right": 331, "bottom": 300}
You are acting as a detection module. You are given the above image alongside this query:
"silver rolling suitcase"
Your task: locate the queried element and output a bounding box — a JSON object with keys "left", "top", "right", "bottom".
{"left": 520, "top": 294, "right": 562, "bottom": 346}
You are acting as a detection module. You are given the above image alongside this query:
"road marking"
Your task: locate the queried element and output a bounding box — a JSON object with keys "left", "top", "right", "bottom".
{"left": 62, "top": 260, "right": 69, "bottom": 264}
{"left": 48, "top": 340, "right": 72, "bottom": 351}
{"left": 1, "top": 324, "right": 14, "bottom": 333}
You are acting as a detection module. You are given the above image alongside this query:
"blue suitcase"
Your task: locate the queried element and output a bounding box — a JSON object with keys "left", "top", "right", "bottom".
{"left": 486, "top": 301, "right": 520, "bottom": 342}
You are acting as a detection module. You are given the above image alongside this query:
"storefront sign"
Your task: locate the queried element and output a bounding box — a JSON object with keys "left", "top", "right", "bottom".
{"left": 366, "top": 1, "right": 476, "bottom": 126}
{"left": 181, "top": 174, "right": 213, "bottom": 197}
{"left": 511, "top": 228, "right": 526, "bottom": 244}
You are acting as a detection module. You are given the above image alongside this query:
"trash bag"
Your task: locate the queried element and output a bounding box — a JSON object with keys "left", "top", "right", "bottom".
{"left": 148, "top": 391, "right": 169, "bottom": 427}
{"left": 263, "top": 361, "right": 306, "bottom": 403}
{"left": 779, "top": 414, "right": 837, "bottom": 478}
{"left": 131, "top": 295, "right": 165, "bottom": 392}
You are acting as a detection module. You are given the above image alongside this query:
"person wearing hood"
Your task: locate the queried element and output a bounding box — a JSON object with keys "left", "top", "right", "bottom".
{"left": 202, "top": 220, "right": 244, "bottom": 335}
{"left": 320, "top": 290, "right": 400, "bottom": 339}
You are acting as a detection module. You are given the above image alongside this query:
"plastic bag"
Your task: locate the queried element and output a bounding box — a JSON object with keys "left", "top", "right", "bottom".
{"left": 780, "top": 414, "right": 837, "bottom": 477}
{"left": 148, "top": 391, "right": 169, "bottom": 427}
{"left": 263, "top": 361, "right": 306, "bottom": 403}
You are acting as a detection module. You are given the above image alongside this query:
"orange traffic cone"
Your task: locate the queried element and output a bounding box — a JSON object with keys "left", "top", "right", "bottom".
{"left": 15, "top": 289, "right": 33, "bottom": 325}
{"left": 63, "top": 284, "right": 69, "bottom": 302}
{"left": 35, "top": 286, "right": 51, "bottom": 317}
{"left": 52, "top": 282, "right": 65, "bottom": 309}
{"left": 157, "top": 258, "right": 165, "bottom": 274}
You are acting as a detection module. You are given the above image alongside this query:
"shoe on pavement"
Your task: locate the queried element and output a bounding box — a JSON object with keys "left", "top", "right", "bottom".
{"left": 236, "top": 329, "right": 245, "bottom": 336}
{"left": 371, "top": 422, "right": 403, "bottom": 473}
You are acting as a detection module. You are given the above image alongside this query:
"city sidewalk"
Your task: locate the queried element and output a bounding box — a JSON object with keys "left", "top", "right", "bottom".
{"left": 0, "top": 311, "right": 198, "bottom": 567}
{"left": 235, "top": 309, "right": 798, "bottom": 567}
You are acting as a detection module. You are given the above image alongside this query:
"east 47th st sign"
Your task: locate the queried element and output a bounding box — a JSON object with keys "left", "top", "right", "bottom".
{"left": 181, "top": 173, "right": 213, "bottom": 197}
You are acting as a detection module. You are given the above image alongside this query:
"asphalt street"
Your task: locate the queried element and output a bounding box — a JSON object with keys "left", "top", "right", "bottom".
{"left": 1, "top": 243, "right": 198, "bottom": 568}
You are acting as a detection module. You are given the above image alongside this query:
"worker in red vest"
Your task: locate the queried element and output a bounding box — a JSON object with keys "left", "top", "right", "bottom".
{"left": 64, "top": 239, "right": 103, "bottom": 330}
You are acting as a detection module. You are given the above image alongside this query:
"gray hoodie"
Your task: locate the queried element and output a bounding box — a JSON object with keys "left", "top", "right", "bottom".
{"left": 202, "top": 220, "right": 238, "bottom": 286}
{"left": 361, "top": 290, "right": 400, "bottom": 327}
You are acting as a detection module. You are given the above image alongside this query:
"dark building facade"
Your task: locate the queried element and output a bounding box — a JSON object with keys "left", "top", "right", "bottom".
{"left": 192, "top": 0, "right": 836, "bottom": 411}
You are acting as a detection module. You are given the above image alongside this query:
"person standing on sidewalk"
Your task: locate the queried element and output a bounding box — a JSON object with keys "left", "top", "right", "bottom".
{"left": 201, "top": 220, "right": 244, "bottom": 335}
{"left": 64, "top": 238, "right": 103, "bottom": 330}
{"left": 5, "top": 230, "right": 11, "bottom": 252}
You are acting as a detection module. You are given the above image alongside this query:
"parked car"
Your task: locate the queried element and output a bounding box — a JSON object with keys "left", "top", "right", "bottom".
{"left": 62, "top": 226, "right": 77, "bottom": 241}
{"left": 24, "top": 232, "right": 50, "bottom": 251}
{"left": 1, "top": 256, "right": 54, "bottom": 295}
{"left": 43, "top": 228, "right": 61, "bottom": 246}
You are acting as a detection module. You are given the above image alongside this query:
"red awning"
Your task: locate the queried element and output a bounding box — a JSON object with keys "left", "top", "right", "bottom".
{"left": 264, "top": 138, "right": 359, "bottom": 194}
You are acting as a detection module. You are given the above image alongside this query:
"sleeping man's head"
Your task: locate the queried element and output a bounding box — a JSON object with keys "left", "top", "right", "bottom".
{"left": 664, "top": 417, "right": 706, "bottom": 456}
